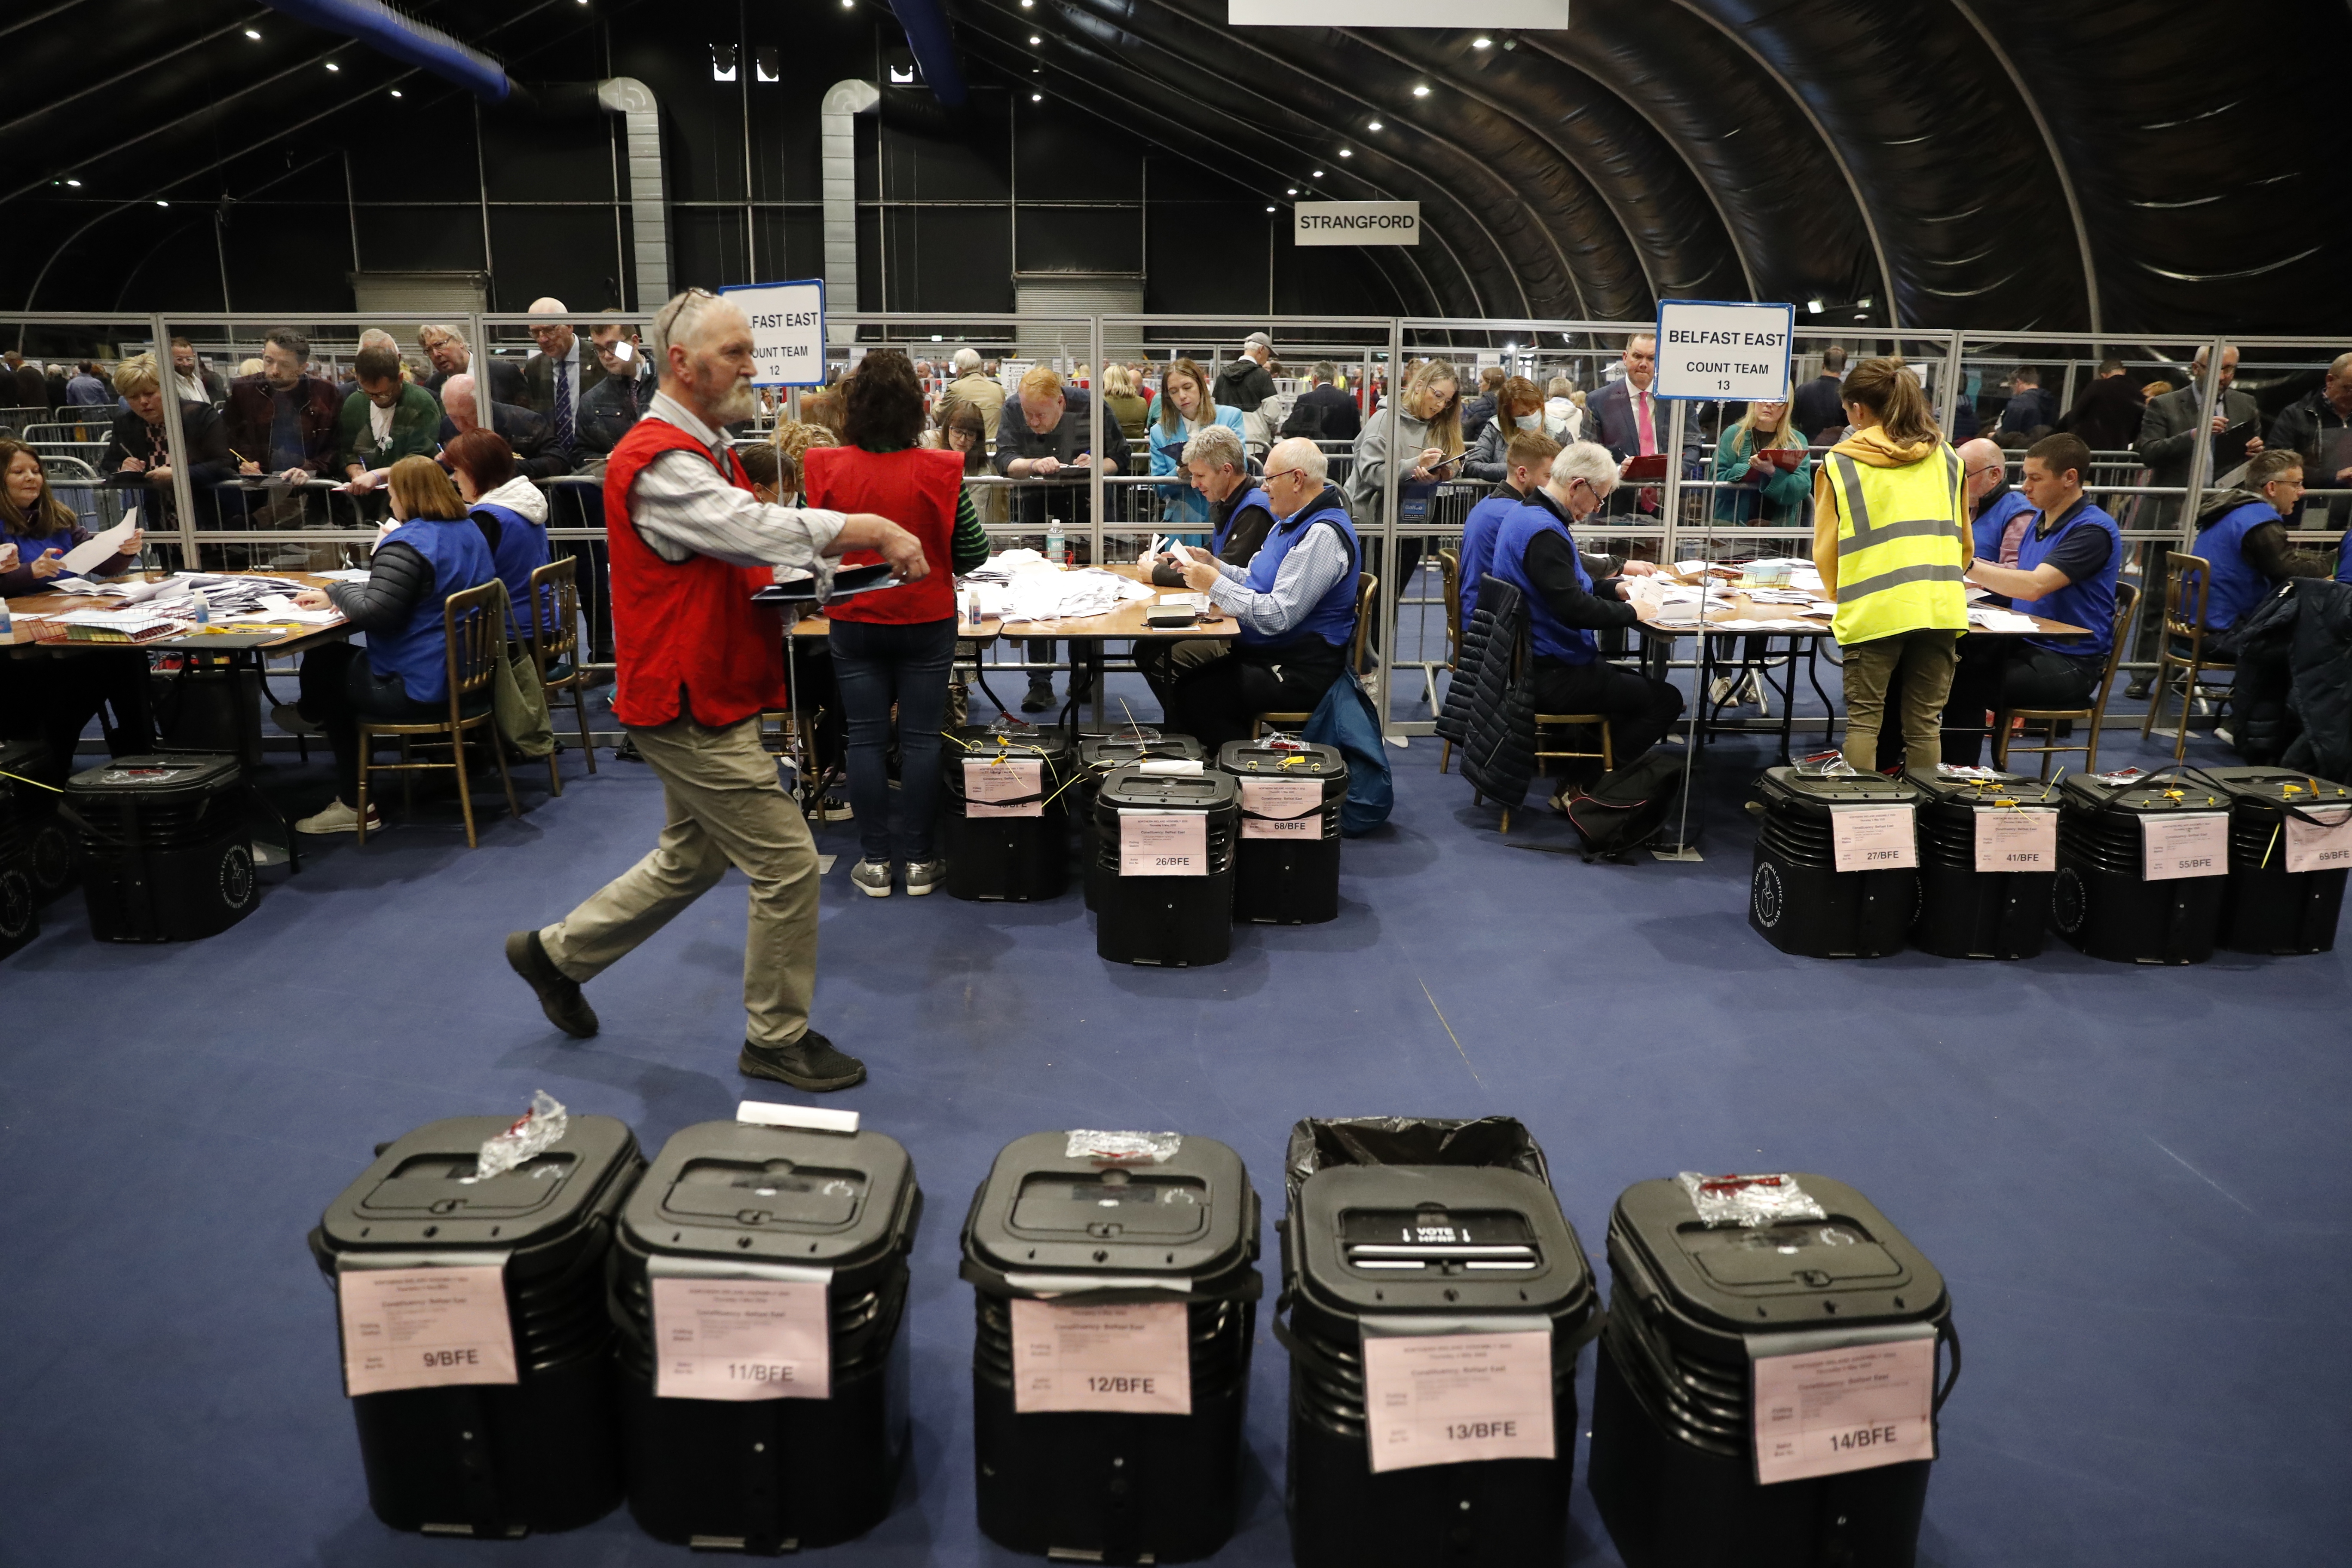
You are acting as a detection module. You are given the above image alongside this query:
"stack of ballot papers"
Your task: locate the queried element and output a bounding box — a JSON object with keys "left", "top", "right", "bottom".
{"left": 1968, "top": 607, "right": 2042, "bottom": 632}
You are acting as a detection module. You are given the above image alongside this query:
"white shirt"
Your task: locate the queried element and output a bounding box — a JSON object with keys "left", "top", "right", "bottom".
{"left": 368, "top": 397, "right": 396, "bottom": 446}
{"left": 630, "top": 390, "right": 847, "bottom": 584}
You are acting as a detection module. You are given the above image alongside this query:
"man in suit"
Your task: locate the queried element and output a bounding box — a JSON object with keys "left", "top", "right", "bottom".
{"left": 2126, "top": 342, "right": 2264, "bottom": 695}
{"left": 439, "top": 373, "right": 571, "bottom": 481}
{"left": 1583, "top": 333, "right": 1695, "bottom": 518}
{"left": 520, "top": 297, "right": 607, "bottom": 468}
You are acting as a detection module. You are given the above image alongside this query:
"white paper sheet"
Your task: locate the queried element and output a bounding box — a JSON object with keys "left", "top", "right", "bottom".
{"left": 1009, "top": 1299, "right": 1192, "bottom": 1415}
{"left": 57, "top": 515, "right": 137, "bottom": 576}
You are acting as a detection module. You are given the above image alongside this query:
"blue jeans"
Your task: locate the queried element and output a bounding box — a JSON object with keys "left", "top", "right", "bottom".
{"left": 827, "top": 616, "right": 957, "bottom": 861}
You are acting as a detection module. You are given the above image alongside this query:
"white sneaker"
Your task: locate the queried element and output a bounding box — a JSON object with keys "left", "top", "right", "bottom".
{"left": 2216, "top": 725, "right": 2235, "bottom": 746}
{"left": 1708, "top": 674, "right": 1736, "bottom": 707}
{"left": 850, "top": 858, "right": 894, "bottom": 897}
{"left": 296, "top": 798, "right": 382, "bottom": 835}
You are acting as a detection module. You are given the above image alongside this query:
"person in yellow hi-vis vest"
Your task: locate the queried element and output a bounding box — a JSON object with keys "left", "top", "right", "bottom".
{"left": 1810, "top": 357, "right": 1975, "bottom": 772}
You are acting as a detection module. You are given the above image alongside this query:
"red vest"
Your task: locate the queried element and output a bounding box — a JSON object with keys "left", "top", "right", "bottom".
{"left": 604, "top": 417, "right": 785, "bottom": 729}
{"left": 802, "top": 445, "right": 964, "bottom": 625}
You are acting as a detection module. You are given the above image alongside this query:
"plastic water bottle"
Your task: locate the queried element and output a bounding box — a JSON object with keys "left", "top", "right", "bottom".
{"left": 192, "top": 593, "right": 210, "bottom": 630}
{"left": 1046, "top": 523, "right": 1065, "bottom": 565}
{"left": 0, "top": 599, "right": 12, "bottom": 639}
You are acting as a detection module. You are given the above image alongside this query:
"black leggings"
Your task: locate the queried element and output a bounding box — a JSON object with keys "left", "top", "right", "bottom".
{"left": 1530, "top": 656, "right": 1684, "bottom": 765}
{"left": 297, "top": 643, "right": 443, "bottom": 799}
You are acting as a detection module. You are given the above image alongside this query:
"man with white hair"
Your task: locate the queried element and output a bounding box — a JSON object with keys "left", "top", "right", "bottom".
{"left": 943, "top": 345, "right": 1005, "bottom": 441}
{"left": 438, "top": 372, "right": 569, "bottom": 481}
{"left": 416, "top": 322, "right": 524, "bottom": 404}
{"left": 1160, "top": 435, "right": 1361, "bottom": 752}
{"left": 522, "top": 297, "right": 607, "bottom": 463}
{"left": 1134, "top": 423, "right": 1276, "bottom": 714}
{"left": 506, "top": 288, "right": 929, "bottom": 1093}
{"left": 1488, "top": 441, "right": 1684, "bottom": 770}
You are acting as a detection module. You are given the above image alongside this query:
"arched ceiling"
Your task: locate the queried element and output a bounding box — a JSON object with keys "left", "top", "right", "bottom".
{"left": 3, "top": 0, "right": 2346, "bottom": 333}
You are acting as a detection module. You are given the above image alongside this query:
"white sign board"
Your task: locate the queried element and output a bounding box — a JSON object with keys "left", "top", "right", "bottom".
{"left": 1654, "top": 299, "right": 1795, "bottom": 403}
{"left": 1360, "top": 1328, "right": 1555, "bottom": 1474}
{"left": 1972, "top": 807, "right": 2058, "bottom": 873}
{"left": 1235, "top": 0, "right": 1566, "bottom": 23}
{"left": 2141, "top": 814, "right": 2228, "bottom": 881}
{"left": 338, "top": 1265, "right": 518, "bottom": 1398}
{"left": 1830, "top": 804, "right": 1917, "bottom": 873}
{"left": 720, "top": 279, "right": 825, "bottom": 387}
{"left": 651, "top": 1276, "right": 832, "bottom": 1401}
{"left": 1751, "top": 1329, "right": 1939, "bottom": 1485}
{"left": 1010, "top": 1299, "right": 1192, "bottom": 1415}
{"left": 2285, "top": 805, "right": 2352, "bottom": 874}
{"left": 1294, "top": 202, "right": 1422, "bottom": 247}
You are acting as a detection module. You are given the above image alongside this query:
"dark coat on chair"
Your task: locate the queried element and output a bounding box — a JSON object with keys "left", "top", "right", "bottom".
{"left": 2229, "top": 577, "right": 2352, "bottom": 775}
{"left": 1436, "top": 574, "right": 1537, "bottom": 808}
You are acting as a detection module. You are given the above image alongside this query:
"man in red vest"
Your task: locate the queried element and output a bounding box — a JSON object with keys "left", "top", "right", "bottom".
{"left": 505, "top": 288, "right": 927, "bottom": 1091}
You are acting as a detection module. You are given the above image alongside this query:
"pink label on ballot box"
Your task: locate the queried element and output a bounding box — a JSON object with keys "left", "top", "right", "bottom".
{"left": 1830, "top": 805, "right": 1916, "bottom": 872}
{"left": 965, "top": 757, "right": 1044, "bottom": 818}
{"left": 1010, "top": 1298, "right": 1192, "bottom": 1415}
{"left": 2285, "top": 806, "right": 2352, "bottom": 875}
{"left": 1751, "top": 1331, "right": 1938, "bottom": 1485}
{"left": 339, "top": 1265, "right": 518, "bottom": 1397}
{"left": 1240, "top": 777, "right": 1322, "bottom": 840}
{"left": 2140, "top": 814, "right": 2228, "bottom": 881}
{"left": 1120, "top": 811, "right": 1207, "bottom": 875}
{"left": 1360, "top": 1329, "right": 1555, "bottom": 1475}
{"left": 1972, "top": 807, "right": 2056, "bottom": 872}
{"left": 651, "top": 1276, "right": 831, "bottom": 1400}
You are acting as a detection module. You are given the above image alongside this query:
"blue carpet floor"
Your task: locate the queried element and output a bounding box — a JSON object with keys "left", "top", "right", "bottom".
{"left": 2, "top": 665, "right": 2346, "bottom": 1567}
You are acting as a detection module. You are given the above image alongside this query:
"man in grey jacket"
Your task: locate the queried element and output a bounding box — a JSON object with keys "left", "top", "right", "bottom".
{"left": 2127, "top": 344, "right": 2263, "bottom": 694}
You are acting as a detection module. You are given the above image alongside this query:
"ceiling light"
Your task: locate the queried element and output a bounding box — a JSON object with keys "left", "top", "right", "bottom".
{"left": 1806, "top": 299, "right": 1825, "bottom": 315}
{"left": 1286, "top": 187, "right": 1299, "bottom": 195}
{"left": 1472, "top": 35, "right": 1491, "bottom": 47}
{"left": 156, "top": 200, "right": 169, "bottom": 208}
{"left": 1338, "top": 148, "right": 1352, "bottom": 157}
{"left": 1367, "top": 119, "right": 1383, "bottom": 131}
{"left": 1504, "top": 340, "right": 1515, "bottom": 352}
{"left": 1029, "top": 34, "right": 1041, "bottom": 43}
{"left": 1411, "top": 85, "right": 1429, "bottom": 97}
{"left": 1031, "top": 92, "right": 1043, "bottom": 101}
{"left": 390, "top": 89, "right": 403, "bottom": 97}
{"left": 1857, "top": 295, "right": 1875, "bottom": 308}
{"left": 1265, "top": 205, "right": 1276, "bottom": 213}
{"left": 324, "top": 61, "right": 339, "bottom": 71}
{"left": 931, "top": 334, "right": 943, "bottom": 342}
{"left": 1311, "top": 169, "right": 1324, "bottom": 178}
{"left": 243, "top": 28, "right": 262, "bottom": 40}
{"left": 65, "top": 178, "right": 82, "bottom": 187}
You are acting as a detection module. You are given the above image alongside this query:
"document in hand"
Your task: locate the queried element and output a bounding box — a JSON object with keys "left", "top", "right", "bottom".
{"left": 57, "top": 514, "right": 139, "bottom": 576}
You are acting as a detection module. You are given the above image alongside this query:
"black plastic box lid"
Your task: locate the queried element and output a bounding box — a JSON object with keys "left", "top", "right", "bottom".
{"left": 1292, "top": 1164, "right": 1593, "bottom": 1320}
{"left": 2058, "top": 769, "right": 2228, "bottom": 815}
{"left": 316, "top": 1114, "right": 641, "bottom": 1261}
{"left": 1608, "top": 1174, "right": 1946, "bottom": 1338}
{"left": 2191, "top": 766, "right": 2352, "bottom": 813}
{"left": 65, "top": 753, "right": 242, "bottom": 797}
{"left": 0, "top": 737, "right": 49, "bottom": 772}
{"left": 618, "top": 1120, "right": 918, "bottom": 1276}
{"left": 1753, "top": 766, "right": 1922, "bottom": 812}
{"left": 962, "top": 1130, "right": 1259, "bottom": 1299}
{"left": 1904, "top": 767, "right": 2064, "bottom": 809}
{"left": 1096, "top": 766, "right": 1237, "bottom": 812}
{"left": 1217, "top": 739, "right": 1347, "bottom": 787}
{"left": 1080, "top": 732, "right": 1205, "bottom": 767}
{"left": 947, "top": 726, "right": 1069, "bottom": 763}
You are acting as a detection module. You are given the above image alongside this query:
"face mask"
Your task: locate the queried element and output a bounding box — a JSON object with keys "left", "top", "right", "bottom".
{"left": 1515, "top": 412, "right": 1541, "bottom": 430}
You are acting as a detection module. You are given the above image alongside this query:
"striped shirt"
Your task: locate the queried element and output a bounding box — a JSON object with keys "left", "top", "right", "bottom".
{"left": 1204, "top": 518, "right": 1352, "bottom": 638}
{"left": 633, "top": 391, "right": 847, "bottom": 584}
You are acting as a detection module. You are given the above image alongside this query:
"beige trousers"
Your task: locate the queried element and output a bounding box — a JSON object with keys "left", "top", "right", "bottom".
{"left": 1840, "top": 628, "right": 1960, "bottom": 774}
{"left": 541, "top": 714, "right": 820, "bottom": 1048}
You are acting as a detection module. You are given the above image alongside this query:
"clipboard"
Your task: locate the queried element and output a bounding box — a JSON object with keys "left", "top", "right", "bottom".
{"left": 1622, "top": 453, "right": 1670, "bottom": 481}
{"left": 2211, "top": 418, "right": 2260, "bottom": 475}
{"left": 1759, "top": 447, "right": 1804, "bottom": 472}
{"left": 753, "top": 561, "right": 904, "bottom": 606}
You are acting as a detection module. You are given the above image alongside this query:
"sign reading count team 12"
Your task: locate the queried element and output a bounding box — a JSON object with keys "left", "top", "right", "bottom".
{"left": 1651, "top": 298, "right": 1794, "bottom": 404}
{"left": 720, "top": 278, "right": 827, "bottom": 388}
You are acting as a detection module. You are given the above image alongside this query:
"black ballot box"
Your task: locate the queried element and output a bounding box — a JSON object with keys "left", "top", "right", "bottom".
{"left": 1905, "top": 766, "right": 2063, "bottom": 960}
{"left": 1218, "top": 739, "right": 1348, "bottom": 925}
{"left": 0, "top": 737, "right": 75, "bottom": 903}
{"left": 1748, "top": 767, "right": 1923, "bottom": 958}
{"left": 1278, "top": 1117, "right": 1598, "bottom": 1568}
{"left": 940, "top": 726, "right": 1073, "bottom": 901}
{"left": 64, "top": 753, "right": 256, "bottom": 942}
{"left": 962, "top": 1130, "right": 1262, "bottom": 1564}
{"left": 310, "top": 1112, "right": 645, "bottom": 1538}
{"left": 1587, "top": 1173, "right": 1957, "bottom": 1568}
{"left": 1075, "top": 731, "right": 1206, "bottom": 911}
{"left": 608, "top": 1115, "right": 922, "bottom": 1554}
{"left": 2198, "top": 766, "right": 2352, "bottom": 956}
{"left": 1092, "top": 766, "right": 1239, "bottom": 965}
{"left": 0, "top": 759, "right": 38, "bottom": 960}
{"left": 2051, "top": 766, "right": 2229, "bottom": 964}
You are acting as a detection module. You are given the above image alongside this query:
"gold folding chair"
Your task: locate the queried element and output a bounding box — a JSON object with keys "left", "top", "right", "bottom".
{"left": 525, "top": 556, "right": 597, "bottom": 796}
{"left": 2138, "top": 552, "right": 2236, "bottom": 760}
{"left": 1253, "top": 573, "right": 1377, "bottom": 738}
{"left": 1436, "top": 548, "right": 1463, "bottom": 773}
{"left": 355, "top": 580, "right": 521, "bottom": 848}
{"left": 1998, "top": 582, "right": 2137, "bottom": 779}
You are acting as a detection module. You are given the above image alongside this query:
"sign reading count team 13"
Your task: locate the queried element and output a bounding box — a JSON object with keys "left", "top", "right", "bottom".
{"left": 720, "top": 278, "right": 826, "bottom": 387}
{"left": 1651, "top": 298, "right": 1794, "bottom": 404}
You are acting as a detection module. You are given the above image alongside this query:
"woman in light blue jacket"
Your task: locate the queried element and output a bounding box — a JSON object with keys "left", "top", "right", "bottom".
{"left": 1146, "top": 356, "right": 1245, "bottom": 531}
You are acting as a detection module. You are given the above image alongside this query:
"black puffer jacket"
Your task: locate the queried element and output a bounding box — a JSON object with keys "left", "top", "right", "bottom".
{"left": 1436, "top": 574, "right": 1537, "bottom": 807}
{"left": 324, "top": 542, "right": 434, "bottom": 631}
{"left": 2229, "top": 577, "right": 2352, "bottom": 776}
{"left": 2227, "top": 582, "right": 2302, "bottom": 763}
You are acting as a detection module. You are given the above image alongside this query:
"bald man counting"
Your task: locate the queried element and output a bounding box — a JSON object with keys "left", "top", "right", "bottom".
{"left": 1957, "top": 437, "right": 2034, "bottom": 606}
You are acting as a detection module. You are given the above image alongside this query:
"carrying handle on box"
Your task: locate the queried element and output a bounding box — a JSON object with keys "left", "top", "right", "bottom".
{"left": 1933, "top": 1320, "right": 1963, "bottom": 1416}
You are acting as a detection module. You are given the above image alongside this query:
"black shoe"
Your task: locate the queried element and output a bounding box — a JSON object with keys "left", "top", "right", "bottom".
{"left": 613, "top": 734, "right": 644, "bottom": 763}
{"left": 1021, "top": 685, "right": 1055, "bottom": 714}
{"left": 505, "top": 930, "right": 599, "bottom": 1038}
{"left": 2125, "top": 678, "right": 2151, "bottom": 701}
{"left": 739, "top": 1029, "right": 867, "bottom": 1092}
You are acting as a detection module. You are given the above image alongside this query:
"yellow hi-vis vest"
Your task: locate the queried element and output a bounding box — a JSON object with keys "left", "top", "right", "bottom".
{"left": 1823, "top": 444, "right": 1970, "bottom": 645}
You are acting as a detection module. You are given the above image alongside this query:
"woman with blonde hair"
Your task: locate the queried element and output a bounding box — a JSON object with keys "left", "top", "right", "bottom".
{"left": 1712, "top": 387, "right": 1813, "bottom": 526}
{"left": 1146, "top": 357, "right": 1244, "bottom": 531}
{"left": 1347, "top": 358, "right": 1462, "bottom": 654}
{"left": 285, "top": 454, "right": 498, "bottom": 834}
{"left": 1102, "top": 364, "right": 1148, "bottom": 442}
{"left": 1812, "top": 358, "right": 1971, "bottom": 772}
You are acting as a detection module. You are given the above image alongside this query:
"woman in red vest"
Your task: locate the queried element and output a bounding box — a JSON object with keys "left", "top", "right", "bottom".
{"left": 805, "top": 349, "right": 990, "bottom": 896}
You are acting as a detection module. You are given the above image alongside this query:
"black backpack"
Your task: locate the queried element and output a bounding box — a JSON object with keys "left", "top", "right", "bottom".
{"left": 1560, "top": 750, "right": 1688, "bottom": 862}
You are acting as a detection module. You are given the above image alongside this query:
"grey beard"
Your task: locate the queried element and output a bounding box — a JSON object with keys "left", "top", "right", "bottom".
{"left": 710, "top": 380, "right": 757, "bottom": 424}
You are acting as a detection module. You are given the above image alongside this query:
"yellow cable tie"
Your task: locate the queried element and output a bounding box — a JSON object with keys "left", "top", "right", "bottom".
{"left": 0, "top": 766, "right": 64, "bottom": 794}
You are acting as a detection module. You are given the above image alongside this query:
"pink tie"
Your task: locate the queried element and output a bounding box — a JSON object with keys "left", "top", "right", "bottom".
{"left": 1636, "top": 389, "right": 1657, "bottom": 456}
